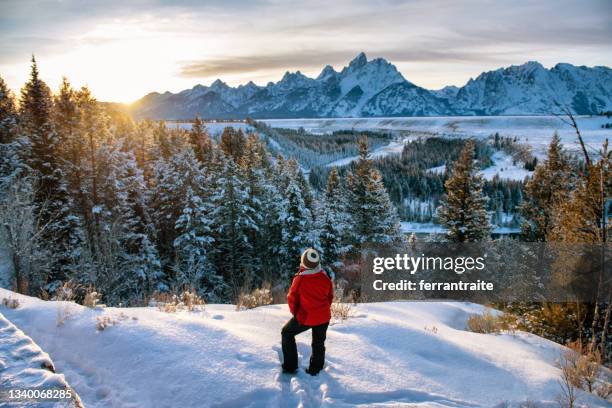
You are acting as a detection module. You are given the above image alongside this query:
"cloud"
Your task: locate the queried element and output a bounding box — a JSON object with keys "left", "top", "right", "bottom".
{"left": 179, "top": 50, "right": 357, "bottom": 78}
{"left": 0, "top": 0, "right": 610, "bottom": 97}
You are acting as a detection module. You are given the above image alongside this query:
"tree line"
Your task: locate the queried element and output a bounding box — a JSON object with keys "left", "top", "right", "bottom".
{"left": 0, "top": 58, "right": 403, "bottom": 305}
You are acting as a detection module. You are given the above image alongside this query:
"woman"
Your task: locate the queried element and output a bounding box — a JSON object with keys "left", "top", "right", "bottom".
{"left": 281, "top": 248, "right": 334, "bottom": 376}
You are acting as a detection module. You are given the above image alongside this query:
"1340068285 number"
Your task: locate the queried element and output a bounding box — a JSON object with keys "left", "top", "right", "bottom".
{"left": 1, "top": 388, "right": 73, "bottom": 402}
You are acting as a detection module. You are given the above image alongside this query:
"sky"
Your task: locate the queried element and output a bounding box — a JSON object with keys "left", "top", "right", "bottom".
{"left": 0, "top": 0, "right": 610, "bottom": 103}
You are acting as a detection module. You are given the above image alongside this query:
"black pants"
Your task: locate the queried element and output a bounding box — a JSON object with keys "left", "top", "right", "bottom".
{"left": 281, "top": 317, "right": 329, "bottom": 372}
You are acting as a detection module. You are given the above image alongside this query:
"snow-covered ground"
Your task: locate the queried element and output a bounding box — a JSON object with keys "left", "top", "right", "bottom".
{"left": 1, "top": 288, "right": 609, "bottom": 407}
{"left": 326, "top": 137, "right": 417, "bottom": 167}
{"left": 167, "top": 121, "right": 253, "bottom": 136}
{"left": 427, "top": 151, "right": 533, "bottom": 182}
{"left": 400, "top": 222, "right": 447, "bottom": 235}
{"left": 264, "top": 115, "right": 612, "bottom": 157}
{"left": 0, "top": 310, "right": 82, "bottom": 407}
{"left": 478, "top": 151, "right": 533, "bottom": 181}
{"left": 400, "top": 222, "right": 520, "bottom": 235}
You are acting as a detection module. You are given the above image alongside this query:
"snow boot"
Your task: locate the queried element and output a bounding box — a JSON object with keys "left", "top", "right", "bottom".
{"left": 305, "top": 367, "right": 320, "bottom": 376}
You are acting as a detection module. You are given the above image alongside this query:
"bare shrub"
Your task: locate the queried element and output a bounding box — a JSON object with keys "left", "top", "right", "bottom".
{"left": 595, "top": 382, "right": 612, "bottom": 400}
{"left": 83, "top": 288, "right": 103, "bottom": 309}
{"left": 54, "top": 281, "right": 78, "bottom": 326}
{"left": 1, "top": 296, "right": 19, "bottom": 309}
{"left": 557, "top": 349, "right": 580, "bottom": 408}
{"left": 467, "top": 310, "right": 504, "bottom": 334}
{"left": 150, "top": 289, "right": 205, "bottom": 313}
{"left": 424, "top": 325, "right": 438, "bottom": 334}
{"left": 180, "top": 288, "right": 205, "bottom": 312}
{"left": 236, "top": 283, "right": 272, "bottom": 311}
{"left": 563, "top": 340, "right": 612, "bottom": 402}
{"left": 331, "top": 284, "right": 354, "bottom": 323}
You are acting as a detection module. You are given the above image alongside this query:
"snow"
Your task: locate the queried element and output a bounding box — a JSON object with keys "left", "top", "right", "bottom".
{"left": 400, "top": 222, "right": 447, "bottom": 234}
{"left": 478, "top": 151, "right": 533, "bottom": 181}
{"left": 426, "top": 165, "right": 446, "bottom": 175}
{"left": 429, "top": 148, "right": 532, "bottom": 182}
{"left": 0, "top": 310, "right": 82, "bottom": 407}
{"left": 327, "top": 137, "right": 417, "bottom": 167}
{"left": 263, "top": 115, "right": 612, "bottom": 157}
{"left": 400, "top": 222, "right": 520, "bottom": 235}
{"left": 1, "top": 288, "right": 608, "bottom": 407}
{"left": 167, "top": 121, "right": 253, "bottom": 136}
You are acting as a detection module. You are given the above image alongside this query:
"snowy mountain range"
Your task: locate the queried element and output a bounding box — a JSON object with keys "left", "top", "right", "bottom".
{"left": 130, "top": 53, "right": 612, "bottom": 119}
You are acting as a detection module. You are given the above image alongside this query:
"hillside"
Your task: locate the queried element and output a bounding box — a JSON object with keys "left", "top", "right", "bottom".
{"left": 129, "top": 54, "right": 612, "bottom": 120}
{"left": 1, "top": 288, "right": 610, "bottom": 407}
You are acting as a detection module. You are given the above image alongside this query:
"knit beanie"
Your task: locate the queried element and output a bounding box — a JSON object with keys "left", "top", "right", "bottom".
{"left": 300, "top": 248, "right": 320, "bottom": 269}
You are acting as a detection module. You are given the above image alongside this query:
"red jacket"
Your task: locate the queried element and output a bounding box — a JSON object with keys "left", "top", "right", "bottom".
{"left": 287, "top": 267, "right": 334, "bottom": 326}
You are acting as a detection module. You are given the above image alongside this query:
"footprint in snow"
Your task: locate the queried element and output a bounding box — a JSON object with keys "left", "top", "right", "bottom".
{"left": 235, "top": 352, "right": 254, "bottom": 362}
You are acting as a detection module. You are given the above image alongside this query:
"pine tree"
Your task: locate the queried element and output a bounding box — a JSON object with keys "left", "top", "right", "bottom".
{"left": 153, "top": 121, "right": 173, "bottom": 160}
{"left": 20, "top": 57, "right": 81, "bottom": 289}
{"left": 0, "top": 75, "right": 22, "bottom": 191}
{"left": 189, "top": 116, "right": 213, "bottom": 163}
{"left": 319, "top": 167, "right": 349, "bottom": 267}
{"left": 219, "top": 127, "right": 245, "bottom": 162}
{"left": 90, "top": 142, "right": 161, "bottom": 304}
{"left": 172, "top": 149, "right": 223, "bottom": 299}
{"left": 437, "top": 140, "right": 490, "bottom": 242}
{"left": 74, "top": 86, "right": 109, "bottom": 249}
{"left": 550, "top": 140, "right": 611, "bottom": 243}
{"left": 237, "top": 134, "right": 270, "bottom": 282}
{"left": 0, "top": 75, "right": 17, "bottom": 144}
{"left": 210, "top": 155, "right": 257, "bottom": 299}
{"left": 346, "top": 138, "right": 402, "bottom": 248}
{"left": 521, "top": 133, "right": 572, "bottom": 241}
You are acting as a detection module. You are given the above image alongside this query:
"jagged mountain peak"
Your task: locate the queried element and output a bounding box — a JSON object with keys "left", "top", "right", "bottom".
{"left": 210, "top": 79, "right": 229, "bottom": 88}
{"left": 348, "top": 52, "right": 368, "bottom": 70}
{"left": 130, "top": 57, "right": 611, "bottom": 119}
{"left": 317, "top": 65, "right": 337, "bottom": 81}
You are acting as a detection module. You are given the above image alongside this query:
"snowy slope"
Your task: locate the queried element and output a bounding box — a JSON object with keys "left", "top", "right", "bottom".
{"left": 0, "top": 288, "right": 609, "bottom": 407}
{"left": 0, "top": 311, "right": 82, "bottom": 407}
{"left": 452, "top": 62, "right": 612, "bottom": 115}
{"left": 478, "top": 151, "right": 533, "bottom": 181}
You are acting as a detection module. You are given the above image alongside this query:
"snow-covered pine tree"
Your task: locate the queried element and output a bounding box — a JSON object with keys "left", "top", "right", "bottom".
{"left": 73, "top": 85, "right": 111, "bottom": 251}
{"left": 278, "top": 159, "right": 319, "bottom": 272}
{"left": 255, "top": 154, "right": 287, "bottom": 282}
{"left": 210, "top": 154, "right": 257, "bottom": 299}
{"left": 153, "top": 120, "right": 173, "bottom": 159}
{"left": 319, "top": 167, "right": 349, "bottom": 267}
{"left": 437, "top": 140, "right": 490, "bottom": 242}
{"left": 237, "top": 133, "right": 270, "bottom": 283}
{"left": 19, "top": 57, "right": 81, "bottom": 290}
{"left": 521, "top": 133, "right": 572, "bottom": 241}
{"left": 0, "top": 75, "right": 17, "bottom": 145}
{"left": 151, "top": 148, "right": 199, "bottom": 272}
{"left": 189, "top": 116, "right": 213, "bottom": 164}
{"left": 219, "top": 126, "right": 246, "bottom": 162}
{"left": 0, "top": 75, "right": 23, "bottom": 191}
{"left": 90, "top": 142, "right": 162, "bottom": 304}
{"left": 172, "top": 149, "right": 224, "bottom": 300}
{"left": 346, "top": 137, "right": 402, "bottom": 248}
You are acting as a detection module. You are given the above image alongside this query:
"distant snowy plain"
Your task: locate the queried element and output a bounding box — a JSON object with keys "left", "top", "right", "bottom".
{"left": 262, "top": 115, "right": 610, "bottom": 154}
